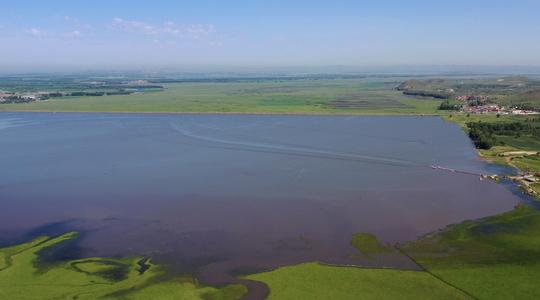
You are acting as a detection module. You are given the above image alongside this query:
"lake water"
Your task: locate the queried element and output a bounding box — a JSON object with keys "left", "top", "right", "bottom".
{"left": 0, "top": 112, "right": 522, "bottom": 287}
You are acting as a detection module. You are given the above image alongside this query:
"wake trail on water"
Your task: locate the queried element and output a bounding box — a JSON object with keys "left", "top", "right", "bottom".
{"left": 170, "top": 121, "right": 424, "bottom": 167}
{"left": 0, "top": 117, "right": 44, "bottom": 130}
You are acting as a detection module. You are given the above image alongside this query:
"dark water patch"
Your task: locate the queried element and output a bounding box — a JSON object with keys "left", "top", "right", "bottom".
{"left": 23, "top": 219, "right": 83, "bottom": 240}
{"left": 526, "top": 198, "right": 540, "bottom": 210}
{"left": 95, "top": 263, "right": 130, "bottom": 282}
{"left": 469, "top": 222, "right": 521, "bottom": 236}
{"left": 33, "top": 232, "right": 86, "bottom": 273}
{"left": 325, "top": 94, "right": 413, "bottom": 110}
{"left": 136, "top": 257, "right": 152, "bottom": 275}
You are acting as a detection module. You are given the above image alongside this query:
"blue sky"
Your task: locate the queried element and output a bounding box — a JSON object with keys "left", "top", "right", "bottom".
{"left": 1, "top": 0, "right": 539, "bottom": 71}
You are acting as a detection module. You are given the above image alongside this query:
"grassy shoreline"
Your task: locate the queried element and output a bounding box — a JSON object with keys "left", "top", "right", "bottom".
{"left": 442, "top": 113, "right": 540, "bottom": 197}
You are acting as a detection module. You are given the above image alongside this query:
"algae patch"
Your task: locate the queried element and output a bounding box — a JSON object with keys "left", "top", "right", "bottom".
{"left": 0, "top": 232, "right": 247, "bottom": 300}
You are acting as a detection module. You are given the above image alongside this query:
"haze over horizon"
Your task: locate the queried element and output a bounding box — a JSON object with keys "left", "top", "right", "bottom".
{"left": 1, "top": 1, "right": 540, "bottom": 73}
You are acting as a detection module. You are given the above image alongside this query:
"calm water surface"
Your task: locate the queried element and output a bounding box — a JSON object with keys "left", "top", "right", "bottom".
{"left": 0, "top": 112, "right": 522, "bottom": 286}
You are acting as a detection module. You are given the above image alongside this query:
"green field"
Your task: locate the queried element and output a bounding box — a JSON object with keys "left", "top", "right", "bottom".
{"left": 1, "top": 77, "right": 443, "bottom": 114}
{"left": 241, "top": 263, "right": 472, "bottom": 300}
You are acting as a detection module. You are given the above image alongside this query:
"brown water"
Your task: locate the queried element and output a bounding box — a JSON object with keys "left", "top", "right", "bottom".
{"left": 0, "top": 113, "right": 522, "bottom": 295}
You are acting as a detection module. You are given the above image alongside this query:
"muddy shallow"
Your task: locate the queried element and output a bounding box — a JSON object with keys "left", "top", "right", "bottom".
{"left": 0, "top": 113, "right": 521, "bottom": 288}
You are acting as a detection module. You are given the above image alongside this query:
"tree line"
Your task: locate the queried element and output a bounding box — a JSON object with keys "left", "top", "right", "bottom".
{"left": 1, "top": 90, "right": 134, "bottom": 104}
{"left": 438, "top": 100, "right": 460, "bottom": 110}
{"left": 403, "top": 90, "right": 452, "bottom": 99}
{"left": 0, "top": 96, "right": 35, "bottom": 104}
{"left": 466, "top": 121, "right": 540, "bottom": 149}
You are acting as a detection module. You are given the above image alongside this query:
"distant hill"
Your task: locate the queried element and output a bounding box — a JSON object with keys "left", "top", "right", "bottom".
{"left": 397, "top": 76, "right": 540, "bottom": 91}
{"left": 396, "top": 76, "right": 540, "bottom": 107}
{"left": 450, "top": 76, "right": 540, "bottom": 90}
{"left": 499, "top": 88, "right": 540, "bottom": 107}
{"left": 480, "top": 75, "right": 538, "bottom": 87}
{"left": 396, "top": 78, "right": 456, "bottom": 91}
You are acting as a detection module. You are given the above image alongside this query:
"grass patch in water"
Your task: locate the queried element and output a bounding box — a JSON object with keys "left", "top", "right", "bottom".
{"left": 0, "top": 232, "right": 247, "bottom": 300}
{"left": 350, "top": 232, "right": 393, "bottom": 259}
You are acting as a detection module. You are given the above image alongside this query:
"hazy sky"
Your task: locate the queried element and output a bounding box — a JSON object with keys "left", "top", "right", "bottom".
{"left": 1, "top": 0, "right": 540, "bottom": 71}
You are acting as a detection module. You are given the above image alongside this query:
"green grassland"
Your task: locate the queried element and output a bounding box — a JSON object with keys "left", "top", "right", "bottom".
{"left": 509, "top": 156, "right": 540, "bottom": 173}
{"left": 0, "top": 76, "right": 162, "bottom": 94}
{"left": 1, "top": 78, "right": 443, "bottom": 114}
{"left": 240, "top": 262, "right": 472, "bottom": 300}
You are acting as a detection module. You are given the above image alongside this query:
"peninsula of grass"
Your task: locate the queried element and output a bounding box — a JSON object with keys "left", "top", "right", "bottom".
{"left": 0, "top": 232, "right": 247, "bottom": 300}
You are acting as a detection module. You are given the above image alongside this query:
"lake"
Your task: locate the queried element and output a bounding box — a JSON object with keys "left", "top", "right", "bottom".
{"left": 0, "top": 112, "right": 522, "bottom": 286}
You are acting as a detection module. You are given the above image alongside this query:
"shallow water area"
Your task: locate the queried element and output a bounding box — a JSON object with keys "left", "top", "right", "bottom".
{"left": 0, "top": 112, "right": 522, "bottom": 286}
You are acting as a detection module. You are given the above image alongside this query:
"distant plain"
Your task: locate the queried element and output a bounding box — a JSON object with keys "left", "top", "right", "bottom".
{"left": 0, "top": 77, "right": 443, "bottom": 114}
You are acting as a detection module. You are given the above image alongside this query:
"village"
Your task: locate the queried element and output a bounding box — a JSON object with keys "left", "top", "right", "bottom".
{"left": 0, "top": 89, "right": 55, "bottom": 102}
{"left": 461, "top": 104, "right": 538, "bottom": 115}
{"left": 439, "top": 91, "right": 539, "bottom": 115}
{"left": 457, "top": 95, "right": 538, "bottom": 115}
